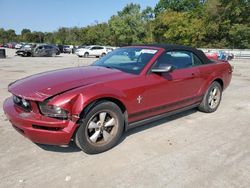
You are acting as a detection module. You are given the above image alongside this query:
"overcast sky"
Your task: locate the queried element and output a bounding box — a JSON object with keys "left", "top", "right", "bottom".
{"left": 0, "top": 0, "right": 158, "bottom": 34}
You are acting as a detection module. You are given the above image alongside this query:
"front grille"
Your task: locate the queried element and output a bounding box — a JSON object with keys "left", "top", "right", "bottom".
{"left": 13, "top": 95, "right": 32, "bottom": 111}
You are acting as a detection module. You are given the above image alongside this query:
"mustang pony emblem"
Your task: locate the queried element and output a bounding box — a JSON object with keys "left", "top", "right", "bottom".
{"left": 137, "top": 95, "right": 143, "bottom": 104}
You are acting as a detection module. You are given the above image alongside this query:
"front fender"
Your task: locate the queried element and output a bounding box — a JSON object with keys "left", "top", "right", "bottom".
{"left": 48, "top": 84, "right": 127, "bottom": 118}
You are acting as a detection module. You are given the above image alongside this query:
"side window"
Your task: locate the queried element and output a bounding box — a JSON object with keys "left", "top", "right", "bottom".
{"left": 44, "top": 45, "right": 52, "bottom": 49}
{"left": 35, "top": 46, "right": 43, "bottom": 52}
{"left": 154, "top": 50, "right": 193, "bottom": 69}
{"left": 192, "top": 54, "right": 204, "bottom": 66}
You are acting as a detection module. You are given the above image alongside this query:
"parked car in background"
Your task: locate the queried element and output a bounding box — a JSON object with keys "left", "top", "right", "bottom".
{"left": 218, "top": 51, "right": 234, "bottom": 61}
{"left": 16, "top": 44, "right": 60, "bottom": 57}
{"left": 63, "top": 45, "right": 72, "bottom": 53}
{"left": 3, "top": 44, "right": 232, "bottom": 154}
{"left": 32, "top": 45, "right": 60, "bottom": 57}
{"left": 77, "top": 45, "right": 86, "bottom": 49}
{"left": 16, "top": 43, "right": 37, "bottom": 57}
{"left": 57, "top": 44, "right": 64, "bottom": 53}
{"left": 7, "top": 42, "right": 17, "bottom": 49}
{"left": 205, "top": 50, "right": 234, "bottom": 61}
{"left": 205, "top": 50, "right": 218, "bottom": 60}
{"left": 15, "top": 42, "right": 26, "bottom": 49}
{"left": 75, "top": 45, "right": 107, "bottom": 58}
{"left": 227, "top": 52, "right": 234, "bottom": 60}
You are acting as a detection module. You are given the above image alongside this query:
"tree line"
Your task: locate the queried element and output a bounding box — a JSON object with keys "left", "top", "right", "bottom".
{"left": 0, "top": 0, "right": 249, "bottom": 48}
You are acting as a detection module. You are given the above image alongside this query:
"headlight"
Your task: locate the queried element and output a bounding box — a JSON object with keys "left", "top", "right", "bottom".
{"left": 13, "top": 95, "right": 31, "bottom": 111}
{"left": 39, "top": 101, "right": 68, "bottom": 119}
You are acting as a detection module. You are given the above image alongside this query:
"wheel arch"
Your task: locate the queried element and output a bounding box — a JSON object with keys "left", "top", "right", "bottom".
{"left": 79, "top": 97, "right": 126, "bottom": 117}
{"left": 77, "top": 97, "right": 128, "bottom": 130}
{"left": 199, "top": 76, "right": 225, "bottom": 97}
{"left": 213, "top": 78, "right": 224, "bottom": 90}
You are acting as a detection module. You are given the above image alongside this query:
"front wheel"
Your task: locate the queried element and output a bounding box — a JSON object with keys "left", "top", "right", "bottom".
{"left": 75, "top": 101, "right": 124, "bottom": 154}
{"left": 198, "top": 81, "right": 222, "bottom": 113}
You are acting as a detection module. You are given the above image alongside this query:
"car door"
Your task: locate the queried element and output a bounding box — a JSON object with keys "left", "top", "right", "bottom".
{"left": 90, "top": 46, "right": 98, "bottom": 56}
{"left": 94, "top": 46, "right": 103, "bottom": 56}
{"left": 142, "top": 50, "right": 203, "bottom": 118}
{"left": 97, "top": 46, "right": 105, "bottom": 56}
{"left": 34, "top": 46, "right": 44, "bottom": 56}
{"left": 44, "top": 45, "right": 52, "bottom": 56}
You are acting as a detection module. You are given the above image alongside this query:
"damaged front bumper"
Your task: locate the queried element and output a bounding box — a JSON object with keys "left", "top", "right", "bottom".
{"left": 3, "top": 97, "right": 78, "bottom": 145}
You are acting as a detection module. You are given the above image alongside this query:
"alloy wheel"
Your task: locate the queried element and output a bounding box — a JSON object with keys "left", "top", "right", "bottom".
{"left": 86, "top": 111, "right": 118, "bottom": 145}
{"left": 208, "top": 86, "right": 221, "bottom": 109}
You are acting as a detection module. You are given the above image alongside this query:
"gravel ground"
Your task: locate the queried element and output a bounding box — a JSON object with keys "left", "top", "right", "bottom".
{"left": 0, "top": 49, "right": 250, "bottom": 188}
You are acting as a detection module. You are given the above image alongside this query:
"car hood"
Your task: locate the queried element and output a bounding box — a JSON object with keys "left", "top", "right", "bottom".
{"left": 9, "top": 66, "right": 130, "bottom": 101}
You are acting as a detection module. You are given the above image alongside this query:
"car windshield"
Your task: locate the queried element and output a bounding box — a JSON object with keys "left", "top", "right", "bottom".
{"left": 93, "top": 47, "right": 158, "bottom": 75}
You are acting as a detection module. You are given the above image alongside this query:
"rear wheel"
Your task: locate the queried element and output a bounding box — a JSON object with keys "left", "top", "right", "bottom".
{"left": 84, "top": 52, "right": 89, "bottom": 58}
{"left": 75, "top": 101, "right": 124, "bottom": 154}
{"left": 101, "top": 53, "right": 106, "bottom": 57}
{"left": 198, "top": 81, "right": 222, "bottom": 113}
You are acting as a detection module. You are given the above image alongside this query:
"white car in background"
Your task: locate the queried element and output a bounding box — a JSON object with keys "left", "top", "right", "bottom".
{"left": 15, "top": 43, "right": 26, "bottom": 49}
{"left": 75, "top": 45, "right": 107, "bottom": 58}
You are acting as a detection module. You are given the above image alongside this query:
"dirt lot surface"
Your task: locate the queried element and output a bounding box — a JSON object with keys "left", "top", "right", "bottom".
{"left": 0, "top": 49, "right": 250, "bottom": 188}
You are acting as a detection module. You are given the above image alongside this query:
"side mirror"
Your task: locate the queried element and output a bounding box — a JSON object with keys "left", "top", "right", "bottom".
{"left": 151, "top": 65, "right": 176, "bottom": 73}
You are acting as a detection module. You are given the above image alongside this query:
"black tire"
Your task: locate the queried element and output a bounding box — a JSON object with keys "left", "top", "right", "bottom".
{"left": 75, "top": 101, "right": 124, "bottom": 154}
{"left": 84, "top": 52, "right": 89, "bottom": 58}
{"left": 198, "top": 81, "right": 222, "bottom": 113}
{"left": 101, "top": 53, "right": 106, "bottom": 57}
{"left": 78, "top": 55, "right": 82, "bottom": 58}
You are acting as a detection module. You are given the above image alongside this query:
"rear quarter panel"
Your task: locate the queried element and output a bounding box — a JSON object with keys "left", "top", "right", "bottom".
{"left": 198, "top": 61, "right": 232, "bottom": 96}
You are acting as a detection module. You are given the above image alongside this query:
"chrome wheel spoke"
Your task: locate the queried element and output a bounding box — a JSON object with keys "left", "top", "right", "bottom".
{"left": 102, "top": 130, "right": 111, "bottom": 142}
{"left": 208, "top": 95, "right": 213, "bottom": 103}
{"left": 214, "top": 95, "right": 219, "bottom": 101}
{"left": 90, "top": 130, "right": 101, "bottom": 143}
{"left": 99, "top": 112, "right": 107, "bottom": 124}
{"left": 88, "top": 121, "right": 99, "bottom": 129}
{"left": 212, "top": 88, "right": 217, "bottom": 96}
{"left": 210, "top": 99, "right": 214, "bottom": 107}
{"left": 104, "top": 118, "right": 115, "bottom": 127}
{"left": 214, "top": 99, "right": 218, "bottom": 105}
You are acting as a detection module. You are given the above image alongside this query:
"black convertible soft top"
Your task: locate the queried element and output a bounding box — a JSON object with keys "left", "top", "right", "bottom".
{"left": 136, "top": 44, "right": 212, "bottom": 64}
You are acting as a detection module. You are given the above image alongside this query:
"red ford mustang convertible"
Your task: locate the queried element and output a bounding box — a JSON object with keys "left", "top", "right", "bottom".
{"left": 3, "top": 44, "right": 232, "bottom": 154}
